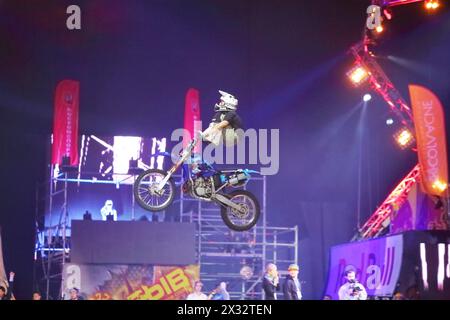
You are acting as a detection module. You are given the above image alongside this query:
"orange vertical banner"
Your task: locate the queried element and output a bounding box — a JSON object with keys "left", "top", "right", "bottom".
{"left": 409, "top": 85, "right": 448, "bottom": 196}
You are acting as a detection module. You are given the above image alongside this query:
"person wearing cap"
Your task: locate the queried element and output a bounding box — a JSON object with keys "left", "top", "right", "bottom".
{"left": 202, "top": 90, "right": 243, "bottom": 147}
{"left": 262, "top": 263, "right": 280, "bottom": 300}
{"left": 186, "top": 281, "right": 208, "bottom": 300}
{"left": 283, "top": 264, "right": 302, "bottom": 300}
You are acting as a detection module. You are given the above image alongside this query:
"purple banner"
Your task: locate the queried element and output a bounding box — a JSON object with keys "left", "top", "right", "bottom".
{"left": 325, "top": 234, "right": 403, "bottom": 299}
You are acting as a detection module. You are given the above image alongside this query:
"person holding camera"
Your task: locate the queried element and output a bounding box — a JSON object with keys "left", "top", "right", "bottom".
{"left": 338, "top": 270, "right": 367, "bottom": 300}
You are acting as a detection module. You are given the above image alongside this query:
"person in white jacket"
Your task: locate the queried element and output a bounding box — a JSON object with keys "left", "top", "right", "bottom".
{"left": 338, "top": 270, "right": 367, "bottom": 300}
{"left": 100, "top": 200, "right": 117, "bottom": 221}
{"left": 186, "top": 281, "right": 207, "bottom": 300}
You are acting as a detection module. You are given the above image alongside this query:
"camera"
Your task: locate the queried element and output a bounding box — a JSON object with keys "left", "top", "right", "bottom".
{"left": 350, "top": 283, "right": 362, "bottom": 296}
{"left": 352, "top": 286, "right": 362, "bottom": 293}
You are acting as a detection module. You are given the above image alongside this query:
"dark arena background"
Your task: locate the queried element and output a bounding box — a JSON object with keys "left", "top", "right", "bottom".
{"left": 1, "top": 0, "right": 450, "bottom": 303}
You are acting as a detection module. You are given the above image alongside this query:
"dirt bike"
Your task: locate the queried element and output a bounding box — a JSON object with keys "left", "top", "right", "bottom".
{"left": 133, "top": 133, "right": 261, "bottom": 231}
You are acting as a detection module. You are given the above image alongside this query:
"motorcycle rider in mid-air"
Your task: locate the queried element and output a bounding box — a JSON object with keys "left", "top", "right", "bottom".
{"left": 133, "top": 89, "right": 260, "bottom": 231}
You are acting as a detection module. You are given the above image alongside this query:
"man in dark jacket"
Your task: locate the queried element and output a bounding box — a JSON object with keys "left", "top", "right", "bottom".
{"left": 283, "top": 264, "right": 302, "bottom": 300}
{"left": 262, "top": 263, "right": 280, "bottom": 300}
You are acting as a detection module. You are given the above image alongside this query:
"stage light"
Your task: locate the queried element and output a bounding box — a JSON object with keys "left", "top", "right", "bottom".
{"left": 375, "top": 25, "right": 384, "bottom": 33}
{"left": 393, "top": 127, "right": 414, "bottom": 149}
{"left": 347, "top": 65, "right": 370, "bottom": 87}
{"left": 240, "top": 265, "right": 254, "bottom": 280}
{"left": 363, "top": 94, "right": 372, "bottom": 102}
{"left": 425, "top": 0, "right": 440, "bottom": 10}
{"left": 432, "top": 180, "right": 447, "bottom": 193}
{"left": 386, "top": 118, "right": 394, "bottom": 126}
{"left": 383, "top": 9, "right": 392, "bottom": 20}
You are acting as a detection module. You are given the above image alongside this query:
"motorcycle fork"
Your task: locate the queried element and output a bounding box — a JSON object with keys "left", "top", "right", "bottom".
{"left": 157, "top": 139, "right": 196, "bottom": 191}
{"left": 212, "top": 193, "right": 244, "bottom": 212}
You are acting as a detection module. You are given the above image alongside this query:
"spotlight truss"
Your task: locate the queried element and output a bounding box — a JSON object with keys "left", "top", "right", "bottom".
{"left": 349, "top": 0, "right": 438, "bottom": 241}
{"left": 349, "top": 41, "right": 414, "bottom": 129}
{"left": 371, "top": 0, "right": 431, "bottom": 8}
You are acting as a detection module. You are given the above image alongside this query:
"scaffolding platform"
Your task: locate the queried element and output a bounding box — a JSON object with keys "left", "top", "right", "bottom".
{"left": 34, "top": 166, "right": 298, "bottom": 300}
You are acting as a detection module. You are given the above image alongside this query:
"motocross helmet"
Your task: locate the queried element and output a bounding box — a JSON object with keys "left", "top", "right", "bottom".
{"left": 214, "top": 90, "right": 238, "bottom": 112}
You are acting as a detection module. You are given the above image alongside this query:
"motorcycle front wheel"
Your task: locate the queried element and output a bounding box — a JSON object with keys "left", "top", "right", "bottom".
{"left": 220, "top": 190, "right": 261, "bottom": 231}
{"left": 133, "top": 169, "right": 175, "bottom": 211}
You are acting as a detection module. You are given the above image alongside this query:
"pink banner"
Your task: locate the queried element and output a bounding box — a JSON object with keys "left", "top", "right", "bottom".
{"left": 183, "top": 88, "right": 201, "bottom": 154}
{"left": 51, "top": 80, "right": 80, "bottom": 166}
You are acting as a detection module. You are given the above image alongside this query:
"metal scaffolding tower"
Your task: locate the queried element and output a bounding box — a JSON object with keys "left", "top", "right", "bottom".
{"left": 34, "top": 168, "right": 139, "bottom": 300}
{"left": 34, "top": 165, "right": 70, "bottom": 300}
{"left": 179, "top": 175, "right": 299, "bottom": 299}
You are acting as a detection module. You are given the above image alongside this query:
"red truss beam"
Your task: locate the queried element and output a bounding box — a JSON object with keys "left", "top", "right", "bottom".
{"left": 371, "top": 0, "right": 424, "bottom": 7}
{"left": 349, "top": 0, "right": 435, "bottom": 241}
{"left": 352, "top": 164, "right": 421, "bottom": 241}
{"left": 349, "top": 41, "right": 414, "bottom": 129}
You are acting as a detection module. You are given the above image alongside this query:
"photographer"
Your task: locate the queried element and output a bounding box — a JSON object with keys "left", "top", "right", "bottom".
{"left": 338, "top": 270, "right": 367, "bottom": 300}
